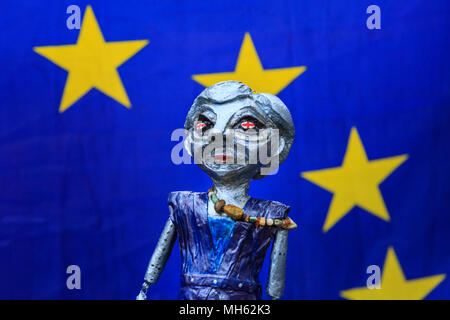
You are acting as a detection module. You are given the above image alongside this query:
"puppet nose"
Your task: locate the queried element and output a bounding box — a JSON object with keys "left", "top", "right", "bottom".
{"left": 212, "top": 118, "right": 230, "bottom": 135}
{"left": 208, "top": 127, "right": 219, "bottom": 139}
{"left": 208, "top": 123, "right": 228, "bottom": 142}
{"left": 208, "top": 127, "right": 233, "bottom": 145}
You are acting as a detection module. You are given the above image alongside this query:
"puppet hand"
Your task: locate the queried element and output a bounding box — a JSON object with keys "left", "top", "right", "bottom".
{"left": 136, "top": 281, "right": 150, "bottom": 300}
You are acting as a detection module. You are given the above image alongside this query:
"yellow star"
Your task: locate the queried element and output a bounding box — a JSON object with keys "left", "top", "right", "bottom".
{"left": 34, "top": 6, "right": 148, "bottom": 112}
{"left": 192, "top": 32, "right": 306, "bottom": 94}
{"left": 341, "top": 247, "right": 446, "bottom": 300}
{"left": 301, "top": 127, "right": 408, "bottom": 232}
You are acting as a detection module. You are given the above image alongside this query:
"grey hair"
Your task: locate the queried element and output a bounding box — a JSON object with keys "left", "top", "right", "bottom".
{"left": 184, "top": 81, "right": 254, "bottom": 129}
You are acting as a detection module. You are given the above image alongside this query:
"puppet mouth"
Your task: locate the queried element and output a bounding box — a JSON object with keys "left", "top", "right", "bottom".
{"left": 213, "top": 154, "right": 233, "bottom": 163}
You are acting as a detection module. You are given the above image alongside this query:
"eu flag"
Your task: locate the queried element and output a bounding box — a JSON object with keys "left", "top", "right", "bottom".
{"left": 0, "top": 0, "right": 449, "bottom": 299}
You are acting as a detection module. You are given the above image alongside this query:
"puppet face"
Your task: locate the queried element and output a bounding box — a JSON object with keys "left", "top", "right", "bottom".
{"left": 184, "top": 81, "right": 294, "bottom": 183}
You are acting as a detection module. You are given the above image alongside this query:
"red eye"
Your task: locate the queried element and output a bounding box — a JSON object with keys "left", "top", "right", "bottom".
{"left": 241, "top": 121, "right": 255, "bottom": 130}
{"left": 196, "top": 122, "right": 207, "bottom": 130}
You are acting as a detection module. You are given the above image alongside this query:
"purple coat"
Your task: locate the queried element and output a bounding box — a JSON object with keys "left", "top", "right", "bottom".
{"left": 168, "top": 191, "right": 290, "bottom": 300}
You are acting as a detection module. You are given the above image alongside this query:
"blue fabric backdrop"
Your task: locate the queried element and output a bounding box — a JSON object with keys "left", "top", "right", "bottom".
{"left": 0, "top": 0, "right": 449, "bottom": 299}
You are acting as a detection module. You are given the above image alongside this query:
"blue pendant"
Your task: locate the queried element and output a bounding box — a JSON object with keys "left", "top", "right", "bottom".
{"left": 208, "top": 216, "right": 234, "bottom": 271}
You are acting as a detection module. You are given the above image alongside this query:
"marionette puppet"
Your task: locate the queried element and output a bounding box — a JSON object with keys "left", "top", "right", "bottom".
{"left": 137, "top": 81, "right": 297, "bottom": 300}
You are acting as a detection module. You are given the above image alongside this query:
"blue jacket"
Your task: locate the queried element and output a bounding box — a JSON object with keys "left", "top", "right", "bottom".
{"left": 168, "top": 191, "right": 290, "bottom": 300}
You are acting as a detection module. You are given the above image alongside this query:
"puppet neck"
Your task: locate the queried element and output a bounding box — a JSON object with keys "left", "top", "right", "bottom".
{"left": 210, "top": 179, "right": 250, "bottom": 208}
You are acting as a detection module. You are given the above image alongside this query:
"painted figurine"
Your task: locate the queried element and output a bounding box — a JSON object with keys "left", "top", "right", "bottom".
{"left": 137, "top": 81, "right": 296, "bottom": 300}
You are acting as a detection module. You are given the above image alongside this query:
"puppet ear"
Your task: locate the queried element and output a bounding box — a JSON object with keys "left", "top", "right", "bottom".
{"left": 253, "top": 134, "right": 285, "bottom": 179}
{"left": 184, "top": 131, "right": 193, "bottom": 157}
{"left": 276, "top": 135, "right": 286, "bottom": 159}
{"left": 268, "top": 130, "right": 285, "bottom": 159}
{"left": 255, "top": 93, "right": 295, "bottom": 166}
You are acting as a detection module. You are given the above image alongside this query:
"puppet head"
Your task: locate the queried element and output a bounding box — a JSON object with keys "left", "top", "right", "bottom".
{"left": 184, "top": 81, "right": 294, "bottom": 184}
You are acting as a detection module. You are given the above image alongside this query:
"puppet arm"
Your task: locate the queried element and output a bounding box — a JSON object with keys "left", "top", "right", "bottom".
{"left": 136, "top": 213, "right": 177, "bottom": 300}
{"left": 266, "top": 229, "right": 288, "bottom": 300}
